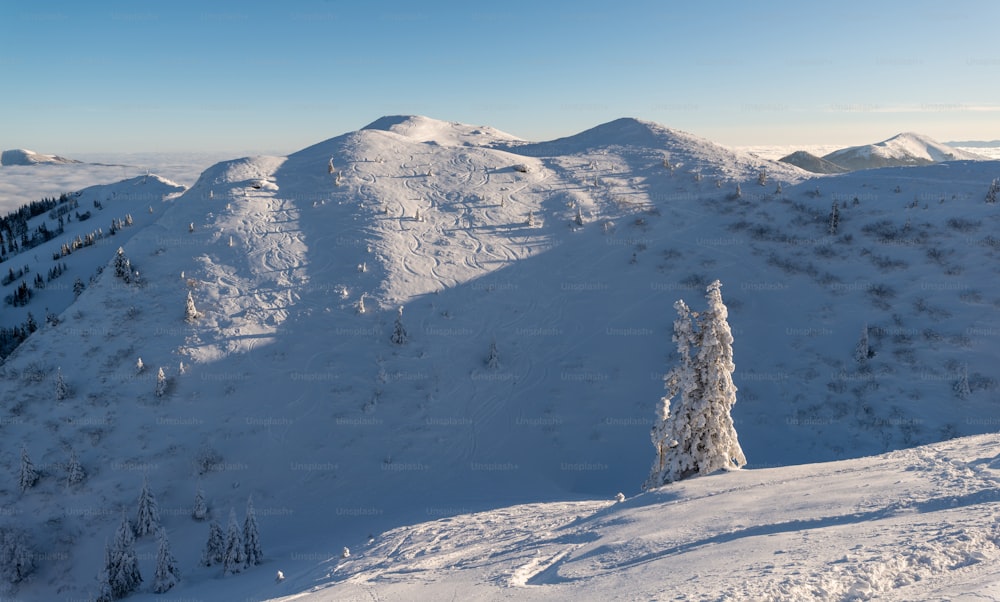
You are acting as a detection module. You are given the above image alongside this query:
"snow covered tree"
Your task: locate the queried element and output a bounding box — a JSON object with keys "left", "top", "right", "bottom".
{"left": 223, "top": 508, "right": 246, "bottom": 575}
{"left": 155, "top": 367, "right": 167, "bottom": 398}
{"left": 135, "top": 357, "right": 144, "bottom": 375}
{"left": 955, "top": 364, "right": 971, "bottom": 400}
{"left": 574, "top": 205, "right": 584, "bottom": 226}
{"left": 855, "top": 323, "right": 871, "bottom": 364}
{"left": 18, "top": 445, "right": 38, "bottom": 493}
{"left": 55, "top": 367, "right": 68, "bottom": 400}
{"left": 184, "top": 291, "right": 199, "bottom": 322}
{"left": 526, "top": 210, "right": 535, "bottom": 227}
{"left": 829, "top": 200, "right": 840, "bottom": 235}
{"left": 0, "top": 528, "right": 34, "bottom": 584}
{"left": 986, "top": 178, "right": 999, "bottom": 204}
{"left": 73, "top": 277, "right": 85, "bottom": 297}
{"left": 757, "top": 168, "right": 767, "bottom": 186}
{"left": 734, "top": 182, "right": 742, "bottom": 199}
{"left": 193, "top": 484, "right": 208, "bottom": 520}
{"left": 775, "top": 181, "right": 783, "bottom": 195}
{"left": 107, "top": 510, "right": 142, "bottom": 598}
{"left": 644, "top": 281, "right": 746, "bottom": 488}
{"left": 152, "top": 528, "right": 181, "bottom": 593}
{"left": 390, "top": 306, "right": 408, "bottom": 345}
{"left": 113, "top": 247, "right": 131, "bottom": 283}
{"left": 243, "top": 495, "right": 263, "bottom": 566}
{"left": 200, "top": 519, "right": 225, "bottom": 567}
{"left": 486, "top": 340, "right": 500, "bottom": 370}
{"left": 66, "top": 449, "right": 86, "bottom": 487}
{"left": 328, "top": 157, "right": 335, "bottom": 174}
{"left": 135, "top": 476, "right": 161, "bottom": 537}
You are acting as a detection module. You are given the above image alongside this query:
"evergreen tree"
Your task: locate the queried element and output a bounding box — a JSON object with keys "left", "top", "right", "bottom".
{"left": 155, "top": 367, "right": 167, "bottom": 398}
{"left": 526, "top": 210, "right": 535, "bottom": 227}
{"left": 955, "top": 364, "right": 971, "bottom": 400}
{"left": 223, "top": 509, "right": 246, "bottom": 575}
{"left": 390, "top": 306, "right": 408, "bottom": 345}
{"left": 135, "top": 357, "right": 144, "bottom": 375}
{"left": 243, "top": 495, "right": 263, "bottom": 566}
{"left": 55, "top": 367, "right": 68, "bottom": 401}
{"left": 574, "top": 205, "right": 584, "bottom": 226}
{"left": 193, "top": 484, "right": 208, "bottom": 520}
{"left": 855, "top": 323, "right": 871, "bottom": 364}
{"left": 108, "top": 510, "right": 142, "bottom": 598}
{"left": 829, "top": 200, "right": 840, "bottom": 235}
{"left": 66, "top": 449, "right": 86, "bottom": 487}
{"left": 986, "top": 178, "right": 999, "bottom": 204}
{"left": 0, "top": 528, "right": 34, "bottom": 584}
{"left": 734, "top": 182, "right": 742, "bottom": 199}
{"left": 113, "top": 247, "right": 131, "bottom": 283}
{"left": 184, "top": 291, "right": 199, "bottom": 322}
{"left": 95, "top": 542, "right": 114, "bottom": 602}
{"left": 645, "top": 281, "right": 746, "bottom": 488}
{"left": 152, "top": 528, "right": 181, "bottom": 593}
{"left": 135, "top": 476, "right": 161, "bottom": 537}
{"left": 201, "top": 519, "right": 225, "bottom": 567}
{"left": 757, "top": 168, "right": 767, "bottom": 186}
{"left": 486, "top": 340, "right": 500, "bottom": 370}
{"left": 18, "top": 445, "right": 38, "bottom": 493}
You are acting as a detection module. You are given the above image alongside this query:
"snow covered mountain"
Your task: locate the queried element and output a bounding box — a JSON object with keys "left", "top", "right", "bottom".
{"left": 822, "top": 133, "right": 984, "bottom": 170}
{"left": 779, "top": 150, "right": 851, "bottom": 174}
{"left": 1, "top": 115, "right": 999, "bottom": 600}
{"left": 0, "top": 148, "right": 82, "bottom": 166}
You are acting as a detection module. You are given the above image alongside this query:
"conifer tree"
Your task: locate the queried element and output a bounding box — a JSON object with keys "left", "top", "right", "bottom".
{"left": 193, "top": 484, "right": 208, "bottom": 520}
{"left": 66, "top": 449, "right": 86, "bottom": 487}
{"left": 243, "top": 495, "right": 263, "bottom": 566}
{"left": 486, "top": 340, "right": 500, "bottom": 370}
{"left": 152, "top": 528, "right": 181, "bottom": 593}
{"left": 55, "top": 367, "right": 68, "bottom": 401}
{"left": 223, "top": 509, "right": 246, "bottom": 575}
{"left": 184, "top": 291, "right": 199, "bottom": 322}
{"left": 955, "top": 363, "right": 971, "bottom": 400}
{"left": 108, "top": 510, "right": 142, "bottom": 598}
{"left": 135, "top": 476, "right": 161, "bottom": 537}
{"left": 855, "top": 323, "right": 871, "bottom": 364}
{"left": 18, "top": 445, "right": 38, "bottom": 493}
{"left": 986, "top": 178, "right": 999, "bottom": 204}
{"left": 829, "top": 200, "right": 840, "bottom": 235}
{"left": 155, "top": 367, "right": 167, "bottom": 398}
{"left": 201, "top": 519, "right": 225, "bottom": 567}
{"left": 390, "top": 306, "right": 408, "bottom": 345}
{"left": 645, "top": 281, "right": 745, "bottom": 488}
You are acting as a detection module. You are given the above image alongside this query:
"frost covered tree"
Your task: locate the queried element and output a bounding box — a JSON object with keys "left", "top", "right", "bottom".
{"left": 135, "top": 476, "right": 161, "bottom": 537}
{"left": 390, "top": 306, "right": 408, "bottom": 345}
{"left": 855, "top": 323, "right": 871, "bottom": 363}
{"left": 243, "top": 495, "right": 263, "bottom": 566}
{"left": 152, "top": 528, "right": 181, "bottom": 593}
{"left": 200, "top": 519, "right": 225, "bottom": 567}
{"left": 193, "top": 484, "right": 208, "bottom": 520}
{"left": 107, "top": 510, "right": 142, "bottom": 598}
{"left": 18, "top": 445, "right": 38, "bottom": 493}
{"left": 955, "top": 364, "right": 971, "bottom": 400}
{"left": 135, "top": 357, "right": 144, "bottom": 375}
{"left": 734, "top": 182, "right": 742, "bottom": 199}
{"left": 644, "top": 280, "right": 746, "bottom": 488}
{"left": 55, "top": 367, "right": 68, "bottom": 401}
{"left": 986, "top": 178, "right": 999, "bottom": 204}
{"left": 66, "top": 449, "right": 86, "bottom": 487}
{"left": 155, "top": 367, "right": 167, "bottom": 398}
{"left": 0, "top": 528, "right": 34, "bottom": 584}
{"left": 486, "top": 340, "right": 500, "bottom": 370}
{"left": 526, "top": 210, "right": 535, "bottom": 227}
{"left": 829, "top": 200, "right": 840, "bottom": 235}
{"left": 574, "top": 205, "right": 584, "bottom": 226}
{"left": 757, "top": 168, "right": 767, "bottom": 186}
{"left": 113, "top": 247, "right": 132, "bottom": 283}
{"left": 328, "top": 157, "right": 335, "bottom": 174}
{"left": 775, "top": 181, "right": 783, "bottom": 195}
{"left": 184, "top": 291, "right": 199, "bottom": 322}
{"left": 223, "top": 508, "right": 246, "bottom": 575}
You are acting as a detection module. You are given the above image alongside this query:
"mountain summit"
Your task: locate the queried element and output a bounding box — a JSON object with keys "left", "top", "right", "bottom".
{"left": 821, "top": 132, "right": 983, "bottom": 170}
{"left": 0, "top": 148, "right": 82, "bottom": 166}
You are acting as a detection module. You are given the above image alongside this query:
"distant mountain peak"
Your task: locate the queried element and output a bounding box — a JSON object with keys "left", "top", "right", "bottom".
{"left": 361, "top": 115, "right": 522, "bottom": 145}
{"left": 822, "top": 133, "right": 983, "bottom": 170}
{"left": 1, "top": 148, "right": 82, "bottom": 166}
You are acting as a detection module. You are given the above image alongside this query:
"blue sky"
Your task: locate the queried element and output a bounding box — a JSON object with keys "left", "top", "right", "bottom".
{"left": 2, "top": 0, "right": 998, "bottom": 153}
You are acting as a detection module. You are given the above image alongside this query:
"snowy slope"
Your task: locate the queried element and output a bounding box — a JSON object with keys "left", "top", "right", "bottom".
{"left": 0, "top": 116, "right": 999, "bottom": 600}
{"left": 823, "top": 133, "right": 984, "bottom": 170}
{"left": 780, "top": 150, "right": 851, "bottom": 174}
{"left": 272, "top": 433, "right": 1000, "bottom": 602}
{"left": 0, "top": 149, "right": 82, "bottom": 166}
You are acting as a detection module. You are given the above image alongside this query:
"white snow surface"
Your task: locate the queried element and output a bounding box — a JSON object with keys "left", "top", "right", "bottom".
{"left": 0, "top": 115, "right": 999, "bottom": 600}
{"left": 0, "top": 148, "right": 80, "bottom": 166}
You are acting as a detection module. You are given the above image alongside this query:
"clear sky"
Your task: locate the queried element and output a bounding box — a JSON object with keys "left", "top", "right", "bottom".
{"left": 2, "top": 0, "right": 998, "bottom": 153}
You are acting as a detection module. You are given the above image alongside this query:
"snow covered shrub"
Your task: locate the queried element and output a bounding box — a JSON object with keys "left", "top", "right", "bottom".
{"left": 0, "top": 528, "right": 33, "bottom": 584}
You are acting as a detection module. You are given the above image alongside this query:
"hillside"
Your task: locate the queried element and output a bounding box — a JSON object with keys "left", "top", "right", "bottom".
{"left": 779, "top": 150, "right": 850, "bottom": 174}
{"left": 0, "top": 116, "right": 998, "bottom": 600}
{"left": 823, "top": 133, "right": 984, "bottom": 170}
{"left": 0, "top": 149, "right": 82, "bottom": 166}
